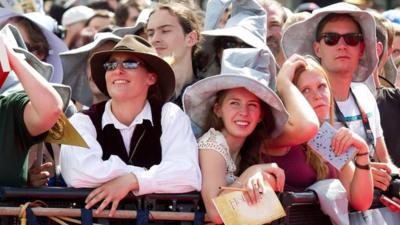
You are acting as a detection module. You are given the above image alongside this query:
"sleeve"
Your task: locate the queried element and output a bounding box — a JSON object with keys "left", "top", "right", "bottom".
{"left": 8, "top": 92, "right": 45, "bottom": 147}
{"left": 198, "top": 129, "right": 230, "bottom": 165}
{"left": 60, "top": 113, "right": 146, "bottom": 188}
{"left": 132, "top": 103, "right": 202, "bottom": 195}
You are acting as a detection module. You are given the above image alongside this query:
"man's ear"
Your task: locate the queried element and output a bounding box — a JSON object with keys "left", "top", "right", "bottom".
{"left": 359, "top": 41, "right": 365, "bottom": 58}
{"left": 313, "top": 41, "right": 321, "bottom": 58}
{"left": 185, "top": 31, "right": 199, "bottom": 47}
{"left": 376, "top": 41, "right": 383, "bottom": 58}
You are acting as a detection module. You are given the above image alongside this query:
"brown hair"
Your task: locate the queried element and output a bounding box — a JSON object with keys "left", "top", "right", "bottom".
{"left": 147, "top": 3, "right": 202, "bottom": 56}
{"left": 205, "top": 89, "right": 276, "bottom": 175}
{"left": 292, "top": 56, "right": 334, "bottom": 180}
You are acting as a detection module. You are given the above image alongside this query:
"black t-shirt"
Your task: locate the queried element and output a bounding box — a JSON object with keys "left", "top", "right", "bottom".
{"left": 376, "top": 87, "right": 400, "bottom": 167}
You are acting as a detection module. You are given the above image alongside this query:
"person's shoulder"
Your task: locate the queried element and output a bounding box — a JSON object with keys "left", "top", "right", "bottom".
{"left": 198, "top": 128, "right": 225, "bottom": 146}
{"left": 351, "top": 82, "right": 375, "bottom": 98}
{"left": 161, "top": 102, "right": 186, "bottom": 116}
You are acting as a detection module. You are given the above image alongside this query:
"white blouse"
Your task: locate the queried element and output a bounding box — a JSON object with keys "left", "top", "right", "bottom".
{"left": 198, "top": 128, "right": 237, "bottom": 184}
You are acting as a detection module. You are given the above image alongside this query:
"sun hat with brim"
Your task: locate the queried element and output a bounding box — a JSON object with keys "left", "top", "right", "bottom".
{"left": 112, "top": 8, "right": 151, "bottom": 37}
{"left": 183, "top": 48, "right": 288, "bottom": 138}
{"left": 282, "top": 2, "right": 377, "bottom": 82}
{"left": 202, "top": 0, "right": 267, "bottom": 49}
{"left": 62, "top": 5, "right": 95, "bottom": 27}
{"left": 0, "top": 7, "right": 68, "bottom": 84}
{"left": 90, "top": 34, "right": 175, "bottom": 103}
{"left": 60, "top": 32, "right": 121, "bottom": 106}
{"left": 0, "top": 24, "right": 54, "bottom": 94}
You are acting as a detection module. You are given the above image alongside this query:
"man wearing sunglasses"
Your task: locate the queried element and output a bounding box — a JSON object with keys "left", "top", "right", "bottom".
{"left": 60, "top": 35, "right": 201, "bottom": 216}
{"left": 282, "top": 2, "right": 397, "bottom": 193}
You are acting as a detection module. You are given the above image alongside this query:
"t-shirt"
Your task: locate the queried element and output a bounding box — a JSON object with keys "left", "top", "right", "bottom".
{"left": 334, "top": 82, "right": 383, "bottom": 156}
{"left": 0, "top": 92, "right": 44, "bottom": 186}
{"left": 262, "top": 145, "right": 337, "bottom": 192}
{"left": 376, "top": 87, "right": 400, "bottom": 167}
{"left": 198, "top": 128, "right": 237, "bottom": 184}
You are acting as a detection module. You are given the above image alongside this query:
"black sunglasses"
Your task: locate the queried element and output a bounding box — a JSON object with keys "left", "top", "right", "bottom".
{"left": 318, "top": 32, "right": 363, "bottom": 46}
{"left": 103, "top": 60, "right": 141, "bottom": 71}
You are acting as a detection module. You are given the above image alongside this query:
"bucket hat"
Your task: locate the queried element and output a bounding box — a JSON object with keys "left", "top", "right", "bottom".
{"left": 60, "top": 32, "right": 121, "bottom": 106}
{"left": 183, "top": 48, "right": 288, "bottom": 138}
{"left": 282, "top": 2, "right": 378, "bottom": 82}
{"left": 0, "top": 7, "right": 68, "bottom": 84}
{"left": 202, "top": 0, "right": 267, "bottom": 49}
{"left": 90, "top": 34, "right": 175, "bottom": 103}
{"left": 62, "top": 5, "right": 95, "bottom": 27}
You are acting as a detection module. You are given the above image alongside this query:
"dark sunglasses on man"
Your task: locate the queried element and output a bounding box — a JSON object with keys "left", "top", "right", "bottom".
{"left": 317, "top": 32, "right": 363, "bottom": 46}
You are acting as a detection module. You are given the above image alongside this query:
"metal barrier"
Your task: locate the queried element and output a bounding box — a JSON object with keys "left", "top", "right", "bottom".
{"left": 0, "top": 187, "right": 389, "bottom": 225}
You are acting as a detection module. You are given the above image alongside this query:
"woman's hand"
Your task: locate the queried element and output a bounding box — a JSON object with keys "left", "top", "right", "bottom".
{"left": 85, "top": 173, "right": 138, "bottom": 217}
{"left": 277, "top": 54, "right": 307, "bottom": 85}
{"left": 332, "top": 127, "right": 369, "bottom": 156}
{"left": 238, "top": 163, "right": 285, "bottom": 205}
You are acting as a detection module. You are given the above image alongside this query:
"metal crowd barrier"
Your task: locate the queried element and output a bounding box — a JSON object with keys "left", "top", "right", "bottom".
{"left": 0, "top": 186, "right": 389, "bottom": 225}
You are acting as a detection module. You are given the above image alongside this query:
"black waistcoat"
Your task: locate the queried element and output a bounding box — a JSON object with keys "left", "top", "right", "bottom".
{"left": 83, "top": 101, "right": 162, "bottom": 169}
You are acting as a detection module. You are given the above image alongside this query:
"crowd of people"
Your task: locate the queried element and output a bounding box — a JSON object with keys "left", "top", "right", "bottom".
{"left": 1, "top": 0, "right": 400, "bottom": 223}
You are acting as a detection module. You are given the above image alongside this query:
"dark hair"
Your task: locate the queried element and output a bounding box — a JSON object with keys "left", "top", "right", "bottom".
{"left": 205, "top": 89, "right": 276, "bottom": 174}
{"left": 316, "top": 13, "right": 362, "bottom": 41}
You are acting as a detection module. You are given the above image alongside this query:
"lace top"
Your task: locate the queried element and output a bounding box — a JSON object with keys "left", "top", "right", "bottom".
{"left": 198, "top": 128, "right": 237, "bottom": 184}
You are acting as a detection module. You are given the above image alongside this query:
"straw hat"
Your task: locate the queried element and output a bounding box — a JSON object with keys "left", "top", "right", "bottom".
{"left": 282, "top": 2, "right": 378, "bottom": 82}
{"left": 90, "top": 35, "right": 175, "bottom": 103}
{"left": 183, "top": 48, "right": 288, "bottom": 138}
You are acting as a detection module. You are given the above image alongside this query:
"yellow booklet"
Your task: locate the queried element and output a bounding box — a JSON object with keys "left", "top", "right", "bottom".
{"left": 212, "top": 183, "right": 286, "bottom": 225}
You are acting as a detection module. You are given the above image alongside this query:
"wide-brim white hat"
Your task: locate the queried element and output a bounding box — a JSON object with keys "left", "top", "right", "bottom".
{"left": 0, "top": 7, "right": 68, "bottom": 84}
{"left": 60, "top": 32, "right": 121, "bottom": 106}
{"left": 183, "top": 48, "right": 288, "bottom": 138}
{"left": 282, "top": 2, "right": 377, "bottom": 82}
{"left": 202, "top": 0, "right": 267, "bottom": 49}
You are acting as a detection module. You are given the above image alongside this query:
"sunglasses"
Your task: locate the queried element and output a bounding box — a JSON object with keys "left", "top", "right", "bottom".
{"left": 103, "top": 60, "right": 141, "bottom": 71}
{"left": 318, "top": 32, "right": 363, "bottom": 46}
{"left": 222, "top": 40, "right": 251, "bottom": 49}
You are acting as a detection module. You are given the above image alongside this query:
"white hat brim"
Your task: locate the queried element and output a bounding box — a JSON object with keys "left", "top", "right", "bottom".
{"left": 282, "top": 2, "right": 377, "bottom": 82}
{"left": 183, "top": 74, "right": 288, "bottom": 138}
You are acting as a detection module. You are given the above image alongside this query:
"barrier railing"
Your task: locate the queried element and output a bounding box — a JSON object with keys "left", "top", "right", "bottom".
{"left": 0, "top": 186, "right": 390, "bottom": 225}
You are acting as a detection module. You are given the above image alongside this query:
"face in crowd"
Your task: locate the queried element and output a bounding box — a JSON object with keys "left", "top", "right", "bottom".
{"left": 313, "top": 15, "right": 364, "bottom": 78}
{"left": 213, "top": 88, "right": 263, "bottom": 141}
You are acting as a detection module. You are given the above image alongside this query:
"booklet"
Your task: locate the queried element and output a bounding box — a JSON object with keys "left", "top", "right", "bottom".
{"left": 212, "top": 183, "right": 286, "bottom": 225}
{"left": 307, "top": 122, "right": 357, "bottom": 170}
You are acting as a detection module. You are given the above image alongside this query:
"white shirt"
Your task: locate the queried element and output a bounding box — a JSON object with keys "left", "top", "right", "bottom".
{"left": 334, "top": 82, "right": 383, "bottom": 155}
{"left": 61, "top": 100, "right": 201, "bottom": 196}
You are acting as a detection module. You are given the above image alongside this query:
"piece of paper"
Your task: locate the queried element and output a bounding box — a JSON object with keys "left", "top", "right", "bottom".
{"left": 307, "top": 122, "right": 357, "bottom": 170}
{"left": 212, "top": 183, "right": 286, "bottom": 225}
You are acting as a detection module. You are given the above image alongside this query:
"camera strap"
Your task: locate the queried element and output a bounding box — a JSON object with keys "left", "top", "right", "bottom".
{"left": 334, "top": 88, "right": 376, "bottom": 158}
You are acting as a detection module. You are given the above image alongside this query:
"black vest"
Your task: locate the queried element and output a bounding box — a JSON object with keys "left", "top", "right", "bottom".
{"left": 83, "top": 101, "right": 162, "bottom": 169}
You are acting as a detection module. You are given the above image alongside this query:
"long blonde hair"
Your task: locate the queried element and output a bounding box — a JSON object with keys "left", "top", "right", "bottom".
{"left": 292, "top": 56, "right": 335, "bottom": 180}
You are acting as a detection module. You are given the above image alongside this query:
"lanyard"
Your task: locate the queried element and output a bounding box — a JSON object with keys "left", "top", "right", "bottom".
{"left": 334, "top": 89, "right": 376, "bottom": 155}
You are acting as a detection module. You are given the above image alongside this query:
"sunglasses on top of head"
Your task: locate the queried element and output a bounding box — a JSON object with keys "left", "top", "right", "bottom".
{"left": 318, "top": 32, "right": 363, "bottom": 46}
{"left": 103, "top": 60, "right": 141, "bottom": 71}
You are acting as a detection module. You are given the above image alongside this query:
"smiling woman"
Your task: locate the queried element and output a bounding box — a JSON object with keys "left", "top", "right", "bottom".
{"left": 60, "top": 35, "right": 201, "bottom": 217}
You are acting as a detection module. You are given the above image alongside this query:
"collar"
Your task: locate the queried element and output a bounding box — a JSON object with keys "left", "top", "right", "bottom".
{"left": 102, "top": 100, "right": 153, "bottom": 130}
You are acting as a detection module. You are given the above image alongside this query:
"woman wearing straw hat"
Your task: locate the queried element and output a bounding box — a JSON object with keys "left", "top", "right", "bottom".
{"left": 60, "top": 35, "right": 201, "bottom": 216}
{"left": 183, "top": 48, "right": 320, "bottom": 223}
{"left": 263, "top": 55, "right": 373, "bottom": 211}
